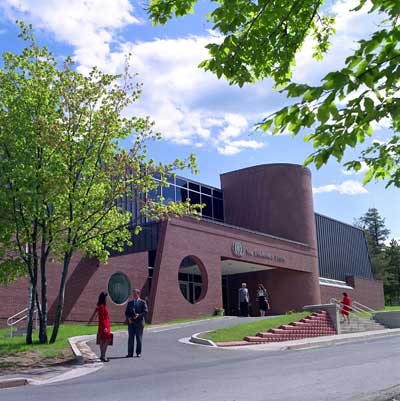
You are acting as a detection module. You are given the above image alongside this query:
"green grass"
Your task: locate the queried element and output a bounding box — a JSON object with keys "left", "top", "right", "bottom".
{"left": 355, "top": 306, "right": 400, "bottom": 318}
{"left": 202, "top": 312, "right": 308, "bottom": 343}
{"left": 0, "top": 324, "right": 126, "bottom": 357}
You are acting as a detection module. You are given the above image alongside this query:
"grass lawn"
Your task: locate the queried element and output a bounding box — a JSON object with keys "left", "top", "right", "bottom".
{"left": 0, "top": 324, "right": 127, "bottom": 358}
{"left": 201, "top": 312, "right": 308, "bottom": 343}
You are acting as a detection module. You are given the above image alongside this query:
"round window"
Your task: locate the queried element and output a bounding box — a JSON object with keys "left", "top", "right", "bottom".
{"left": 108, "top": 272, "right": 131, "bottom": 305}
{"left": 178, "top": 256, "right": 204, "bottom": 304}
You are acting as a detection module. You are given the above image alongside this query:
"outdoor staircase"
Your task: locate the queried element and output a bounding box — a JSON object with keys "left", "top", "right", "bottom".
{"left": 216, "top": 311, "right": 336, "bottom": 347}
{"left": 340, "top": 315, "right": 386, "bottom": 334}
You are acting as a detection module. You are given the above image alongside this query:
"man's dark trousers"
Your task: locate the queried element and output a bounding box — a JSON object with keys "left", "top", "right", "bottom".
{"left": 240, "top": 301, "right": 249, "bottom": 317}
{"left": 128, "top": 322, "right": 144, "bottom": 357}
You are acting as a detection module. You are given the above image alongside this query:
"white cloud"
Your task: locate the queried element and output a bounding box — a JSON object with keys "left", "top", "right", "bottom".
{"left": 0, "top": 0, "right": 383, "bottom": 157}
{"left": 217, "top": 140, "right": 265, "bottom": 156}
{"left": 293, "top": 0, "right": 380, "bottom": 83}
{"left": 0, "top": 0, "right": 140, "bottom": 68}
{"left": 313, "top": 180, "right": 368, "bottom": 195}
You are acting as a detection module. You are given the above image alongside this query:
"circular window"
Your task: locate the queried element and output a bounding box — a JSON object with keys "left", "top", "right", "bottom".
{"left": 108, "top": 272, "right": 131, "bottom": 305}
{"left": 178, "top": 256, "right": 204, "bottom": 304}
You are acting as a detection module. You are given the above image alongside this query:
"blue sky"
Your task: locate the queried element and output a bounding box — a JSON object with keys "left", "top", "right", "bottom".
{"left": 0, "top": 0, "right": 398, "bottom": 239}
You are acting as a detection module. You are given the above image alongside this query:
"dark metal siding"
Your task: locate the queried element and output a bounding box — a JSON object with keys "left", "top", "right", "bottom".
{"left": 315, "top": 213, "right": 373, "bottom": 281}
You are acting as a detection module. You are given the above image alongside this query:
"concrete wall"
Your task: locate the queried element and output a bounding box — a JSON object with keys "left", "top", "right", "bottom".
{"left": 373, "top": 311, "right": 400, "bottom": 328}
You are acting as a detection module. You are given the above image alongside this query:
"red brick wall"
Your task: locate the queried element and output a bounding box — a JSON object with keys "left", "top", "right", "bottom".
{"left": 0, "top": 251, "right": 148, "bottom": 328}
{"left": 149, "top": 217, "right": 320, "bottom": 323}
{"left": 320, "top": 276, "right": 384, "bottom": 310}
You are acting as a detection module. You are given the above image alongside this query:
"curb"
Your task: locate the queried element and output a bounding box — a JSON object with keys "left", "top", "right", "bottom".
{"left": 189, "top": 332, "right": 217, "bottom": 347}
{"left": 286, "top": 328, "right": 400, "bottom": 351}
{"left": 0, "top": 335, "right": 101, "bottom": 389}
{"left": 68, "top": 334, "right": 98, "bottom": 364}
{"left": 0, "top": 378, "right": 28, "bottom": 389}
{"left": 188, "top": 328, "right": 400, "bottom": 351}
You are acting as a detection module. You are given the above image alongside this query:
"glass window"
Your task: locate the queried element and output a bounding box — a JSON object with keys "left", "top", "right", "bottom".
{"left": 178, "top": 256, "right": 204, "bottom": 304}
{"left": 201, "top": 186, "right": 212, "bottom": 195}
{"left": 108, "top": 272, "right": 131, "bottom": 305}
{"left": 162, "top": 185, "right": 175, "bottom": 204}
{"left": 201, "top": 194, "right": 213, "bottom": 218}
{"left": 147, "top": 185, "right": 161, "bottom": 202}
{"left": 188, "top": 191, "right": 200, "bottom": 205}
{"left": 213, "top": 198, "right": 224, "bottom": 221}
{"left": 188, "top": 182, "right": 200, "bottom": 192}
{"left": 166, "top": 175, "right": 175, "bottom": 185}
{"left": 213, "top": 190, "right": 223, "bottom": 199}
{"left": 176, "top": 187, "right": 188, "bottom": 202}
{"left": 175, "top": 177, "right": 187, "bottom": 188}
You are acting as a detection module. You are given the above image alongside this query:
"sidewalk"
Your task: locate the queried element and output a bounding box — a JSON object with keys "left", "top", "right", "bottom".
{"left": 189, "top": 328, "right": 400, "bottom": 351}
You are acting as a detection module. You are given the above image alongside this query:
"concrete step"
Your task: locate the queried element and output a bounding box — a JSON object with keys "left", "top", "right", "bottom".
{"left": 339, "top": 316, "right": 386, "bottom": 333}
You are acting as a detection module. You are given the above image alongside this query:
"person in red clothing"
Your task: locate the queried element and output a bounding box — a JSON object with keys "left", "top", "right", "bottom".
{"left": 96, "top": 292, "right": 112, "bottom": 362}
{"left": 340, "top": 292, "right": 351, "bottom": 324}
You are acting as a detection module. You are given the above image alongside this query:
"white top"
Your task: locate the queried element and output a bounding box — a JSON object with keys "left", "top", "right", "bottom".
{"left": 257, "top": 289, "right": 268, "bottom": 299}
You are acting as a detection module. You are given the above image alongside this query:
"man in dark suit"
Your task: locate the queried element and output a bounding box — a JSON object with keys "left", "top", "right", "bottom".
{"left": 125, "top": 289, "right": 148, "bottom": 358}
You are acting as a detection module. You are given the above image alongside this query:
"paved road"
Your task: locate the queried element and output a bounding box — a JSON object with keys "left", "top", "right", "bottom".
{"left": 1, "top": 317, "right": 400, "bottom": 401}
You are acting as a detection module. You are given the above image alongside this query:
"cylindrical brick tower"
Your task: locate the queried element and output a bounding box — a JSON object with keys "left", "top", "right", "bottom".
{"left": 220, "top": 164, "right": 317, "bottom": 248}
{"left": 220, "top": 164, "right": 321, "bottom": 307}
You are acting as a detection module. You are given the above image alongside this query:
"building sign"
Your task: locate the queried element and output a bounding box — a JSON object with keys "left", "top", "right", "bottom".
{"left": 231, "top": 241, "right": 285, "bottom": 263}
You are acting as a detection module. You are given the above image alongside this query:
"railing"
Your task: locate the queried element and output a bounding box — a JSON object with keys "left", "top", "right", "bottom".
{"left": 330, "top": 298, "right": 377, "bottom": 332}
{"left": 330, "top": 298, "right": 375, "bottom": 316}
{"left": 7, "top": 308, "right": 38, "bottom": 337}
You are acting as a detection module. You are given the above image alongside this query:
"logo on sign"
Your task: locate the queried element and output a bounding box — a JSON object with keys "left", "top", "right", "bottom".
{"left": 232, "top": 241, "right": 244, "bottom": 257}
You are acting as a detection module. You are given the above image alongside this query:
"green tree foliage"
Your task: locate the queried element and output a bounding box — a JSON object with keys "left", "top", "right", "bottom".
{"left": 0, "top": 23, "right": 201, "bottom": 344}
{"left": 355, "top": 207, "right": 390, "bottom": 280}
{"left": 149, "top": 0, "right": 400, "bottom": 187}
{"left": 149, "top": 0, "right": 335, "bottom": 86}
{"left": 355, "top": 207, "right": 390, "bottom": 253}
{"left": 384, "top": 239, "right": 400, "bottom": 305}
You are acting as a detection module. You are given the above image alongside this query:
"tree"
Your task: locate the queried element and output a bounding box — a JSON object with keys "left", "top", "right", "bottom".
{"left": 384, "top": 239, "right": 400, "bottom": 305}
{"left": 149, "top": 0, "right": 400, "bottom": 187}
{"left": 0, "top": 23, "right": 201, "bottom": 344}
{"left": 354, "top": 207, "right": 390, "bottom": 279}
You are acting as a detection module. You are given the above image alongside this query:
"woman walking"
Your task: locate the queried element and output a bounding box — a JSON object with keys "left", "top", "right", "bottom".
{"left": 257, "top": 283, "right": 270, "bottom": 317}
{"left": 340, "top": 292, "right": 351, "bottom": 324}
{"left": 96, "top": 292, "right": 112, "bottom": 362}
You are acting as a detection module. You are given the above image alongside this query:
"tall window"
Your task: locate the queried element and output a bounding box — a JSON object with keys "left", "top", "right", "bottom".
{"left": 178, "top": 256, "right": 205, "bottom": 304}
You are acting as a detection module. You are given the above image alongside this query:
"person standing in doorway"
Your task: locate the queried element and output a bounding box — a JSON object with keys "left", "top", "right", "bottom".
{"left": 125, "top": 289, "right": 148, "bottom": 358}
{"left": 257, "top": 283, "right": 270, "bottom": 317}
{"left": 340, "top": 292, "right": 351, "bottom": 324}
{"left": 238, "top": 283, "right": 250, "bottom": 317}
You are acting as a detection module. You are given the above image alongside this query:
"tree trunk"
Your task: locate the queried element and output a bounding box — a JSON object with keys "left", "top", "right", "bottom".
{"left": 26, "top": 282, "right": 36, "bottom": 344}
{"left": 38, "top": 253, "right": 48, "bottom": 343}
{"left": 50, "top": 252, "right": 71, "bottom": 343}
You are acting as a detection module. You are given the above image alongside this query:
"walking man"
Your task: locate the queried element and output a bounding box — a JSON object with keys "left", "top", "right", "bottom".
{"left": 238, "top": 282, "right": 250, "bottom": 317}
{"left": 125, "top": 289, "right": 148, "bottom": 358}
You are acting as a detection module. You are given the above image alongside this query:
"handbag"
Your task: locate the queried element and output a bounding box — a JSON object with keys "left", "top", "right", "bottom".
{"left": 96, "top": 332, "right": 114, "bottom": 346}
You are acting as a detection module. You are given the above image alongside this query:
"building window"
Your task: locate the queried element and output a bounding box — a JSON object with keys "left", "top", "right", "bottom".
{"left": 178, "top": 256, "right": 205, "bottom": 304}
{"left": 108, "top": 272, "right": 131, "bottom": 305}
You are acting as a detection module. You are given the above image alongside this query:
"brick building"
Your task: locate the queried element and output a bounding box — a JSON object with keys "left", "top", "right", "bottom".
{"left": 0, "top": 164, "right": 384, "bottom": 326}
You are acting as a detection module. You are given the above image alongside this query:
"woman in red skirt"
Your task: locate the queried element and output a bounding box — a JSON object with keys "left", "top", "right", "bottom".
{"left": 340, "top": 292, "right": 351, "bottom": 324}
{"left": 96, "top": 292, "right": 112, "bottom": 362}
